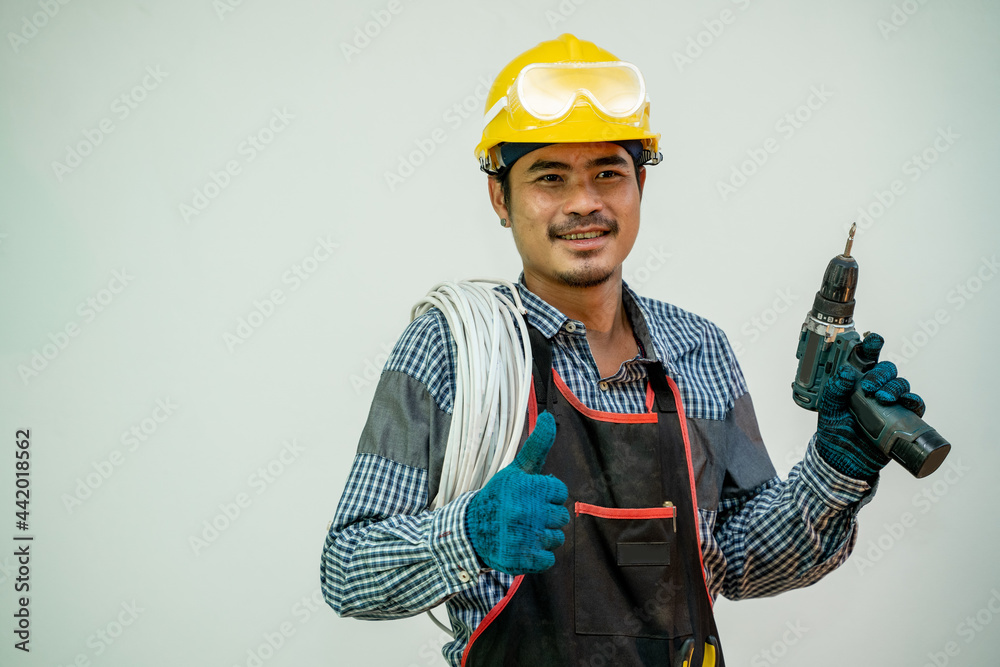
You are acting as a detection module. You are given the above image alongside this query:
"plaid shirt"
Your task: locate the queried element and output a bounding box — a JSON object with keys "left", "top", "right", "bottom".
{"left": 321, "top": 279, "right": 876, "bottom": 666}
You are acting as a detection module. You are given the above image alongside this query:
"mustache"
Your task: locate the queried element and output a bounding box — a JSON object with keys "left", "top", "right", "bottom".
{"left": 548, "top": 214, "right": 620, "bottom": 240}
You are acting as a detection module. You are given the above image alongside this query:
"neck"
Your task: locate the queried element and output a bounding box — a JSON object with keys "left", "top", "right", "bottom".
{"left": 522, "top": 268, "right": 626, "bottom": 336}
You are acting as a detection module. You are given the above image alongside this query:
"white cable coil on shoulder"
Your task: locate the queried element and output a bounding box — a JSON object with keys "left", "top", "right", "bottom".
{"left": 411, "top": 279, "right": 533, "bottom": 510}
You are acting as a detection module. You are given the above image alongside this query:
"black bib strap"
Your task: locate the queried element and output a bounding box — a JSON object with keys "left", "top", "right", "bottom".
{"left": 528, "top": 327, "right": 555, "bottom": 412}
{"left": 646, "top": 361, "right": 678, "bottom": 414}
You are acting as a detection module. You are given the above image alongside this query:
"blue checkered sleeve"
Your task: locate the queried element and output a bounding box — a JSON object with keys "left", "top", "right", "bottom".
{"left": 705, "top": 439, "right": 874, "bottom": 600}
{"left": 321, "top": 453, "right": 482, "bottom": 618}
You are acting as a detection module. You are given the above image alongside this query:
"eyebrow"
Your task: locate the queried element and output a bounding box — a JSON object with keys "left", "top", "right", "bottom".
{"left": 524, "top": 159, "right": 571, "bottom": 174}
{"left": 523, "top": 154, "right": 630, "bottom": 175}
{"left": 588, "top": 155, "right": 630, "bottom": 169}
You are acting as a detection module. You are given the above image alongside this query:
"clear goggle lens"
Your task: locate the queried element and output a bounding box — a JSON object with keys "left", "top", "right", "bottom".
{"left": 513, "top": 61, "right": 646, "bottom": 122}
{"left": 483, "top": 61, "right": 648, "bottom": 130}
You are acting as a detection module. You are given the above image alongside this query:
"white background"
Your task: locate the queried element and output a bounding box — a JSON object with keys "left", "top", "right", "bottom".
{"left": 1, "top": 1, "right": 998, "bottom": 666}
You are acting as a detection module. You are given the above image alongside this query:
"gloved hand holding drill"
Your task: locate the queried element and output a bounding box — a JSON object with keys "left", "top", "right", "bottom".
{"left": 465, "top": 411, "right": 571, "bottom": 575}
{"left": 816, "top": 332, "right": 927, "bottom": 480}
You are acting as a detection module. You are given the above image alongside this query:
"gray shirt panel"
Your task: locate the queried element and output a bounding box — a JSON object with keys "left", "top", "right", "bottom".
{"left": 357, "top": 369, "right": 453, "bottom": 504}
{"left": 686, "top": 392, "right": 777, "bottom": 511}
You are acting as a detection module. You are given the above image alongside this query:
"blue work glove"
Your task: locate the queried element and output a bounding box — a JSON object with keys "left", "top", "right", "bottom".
{"left": 465, "top": 411, "right": 570, "bottom": 575}
{"left": 816, "top": 333, "right": 927, "bottom": 480}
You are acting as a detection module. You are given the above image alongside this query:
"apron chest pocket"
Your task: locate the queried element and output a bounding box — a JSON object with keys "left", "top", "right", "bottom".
{"left": 573, "top": 502, "right": 692, "bottom": 640}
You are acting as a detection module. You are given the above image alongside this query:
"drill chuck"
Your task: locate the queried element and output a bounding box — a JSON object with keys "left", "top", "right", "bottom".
{"left": 811, "top": 254, "right": 859, "bottom": 325}
{"left": 792, "top": 224, "right": 951, "bottom": 478}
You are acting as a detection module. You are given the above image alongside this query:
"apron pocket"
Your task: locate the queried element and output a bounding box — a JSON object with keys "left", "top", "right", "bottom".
{"left": 574, "top": 502, "right": 692, "bottom": 639}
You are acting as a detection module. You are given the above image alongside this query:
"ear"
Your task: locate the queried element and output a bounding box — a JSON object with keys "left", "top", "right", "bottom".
{"left": 637, "top": 165, "right": 647, "bottom": 200}
{"left": 487, "top": 175, "right": 509, "bottom": 220}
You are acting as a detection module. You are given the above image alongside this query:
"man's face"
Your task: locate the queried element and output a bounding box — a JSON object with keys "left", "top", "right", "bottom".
{"left": 488, "top": 142, "right": 645, "bottom": 290}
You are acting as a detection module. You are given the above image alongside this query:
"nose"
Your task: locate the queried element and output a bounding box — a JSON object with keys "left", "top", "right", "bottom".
{"left": 561, "top": 178, "right": 604, "bottom": 218}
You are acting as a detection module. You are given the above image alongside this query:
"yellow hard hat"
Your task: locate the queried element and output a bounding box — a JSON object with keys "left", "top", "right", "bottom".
{"left": 475, "top": 33, "right": 661, "bottom": 174}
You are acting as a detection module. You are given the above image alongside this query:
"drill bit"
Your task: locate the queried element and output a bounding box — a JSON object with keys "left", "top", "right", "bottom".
{"left": 843, "top": 222, "right": 856, "bottom": 258}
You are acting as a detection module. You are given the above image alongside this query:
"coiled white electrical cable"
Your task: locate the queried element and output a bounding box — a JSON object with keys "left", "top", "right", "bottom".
{"left": 410, "top": 279, "right": 533, "bottom": 510}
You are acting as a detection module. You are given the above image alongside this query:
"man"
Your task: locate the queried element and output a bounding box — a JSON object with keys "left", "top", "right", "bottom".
{"left": 321, "top": 34, "right": 925, "bottom": 666}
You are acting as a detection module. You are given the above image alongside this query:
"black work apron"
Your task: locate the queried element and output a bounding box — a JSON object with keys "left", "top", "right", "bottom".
{"left": 462, "top": 327, "right": 723, "bottom": 667}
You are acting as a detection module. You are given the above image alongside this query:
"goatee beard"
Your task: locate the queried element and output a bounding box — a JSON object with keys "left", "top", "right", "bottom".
{"left": 555, "top": 266, "right": 616, "bottom": 288}
{"left": 550, "top": 213, "right": 619, "bottom": 288}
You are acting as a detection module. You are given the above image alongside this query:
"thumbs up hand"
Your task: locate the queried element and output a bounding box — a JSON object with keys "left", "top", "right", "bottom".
{"left": 465, "top": 411, "right": 571, "bottom": 575}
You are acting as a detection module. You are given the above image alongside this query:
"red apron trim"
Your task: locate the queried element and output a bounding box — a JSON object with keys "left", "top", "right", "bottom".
{"left": 461, "top": 574, "right": 525, "bottom": 667}
{"left": 663, "top": 374, "right": 713, "bottom": 608}
{"left": 528, "top": 378, "right": 538, "bottom": 432}
{"left": 575, "top": 501, "right": 676, "bottom": 520}
{"left": 645, "top": 383, "right": 655, "bottom": 412}
{"left": 553, "top": 370, "right": 658, "bottom": 424}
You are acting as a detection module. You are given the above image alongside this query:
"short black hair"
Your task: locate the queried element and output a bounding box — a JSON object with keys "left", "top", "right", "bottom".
{"left": 497, "top": 168, "right": 512, "bottom": 211}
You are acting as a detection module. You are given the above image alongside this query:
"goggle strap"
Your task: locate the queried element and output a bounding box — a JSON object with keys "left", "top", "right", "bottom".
{"left": 483, "top": 96, "right": 508, "bottom": 131}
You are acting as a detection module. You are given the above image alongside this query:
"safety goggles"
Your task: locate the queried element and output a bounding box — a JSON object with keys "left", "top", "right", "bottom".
{"left": 482, "top": 61, "right": 649, "bottom": 131}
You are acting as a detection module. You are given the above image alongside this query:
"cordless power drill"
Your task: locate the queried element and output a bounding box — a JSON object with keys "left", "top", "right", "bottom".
{"left": 792, "top": 224, "right": 951, "bottom": 478}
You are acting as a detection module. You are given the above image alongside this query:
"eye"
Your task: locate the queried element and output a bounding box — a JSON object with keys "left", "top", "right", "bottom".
{"left": 597, "top": 170, "right": 623, "bottom": 179}
{"left": 536, "top": 173, "right": 563, "bottom": 183}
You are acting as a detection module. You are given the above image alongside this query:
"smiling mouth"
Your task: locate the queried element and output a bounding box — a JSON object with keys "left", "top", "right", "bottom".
{"left": 557, "top": 231, "right": 608, "bottom": 240}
